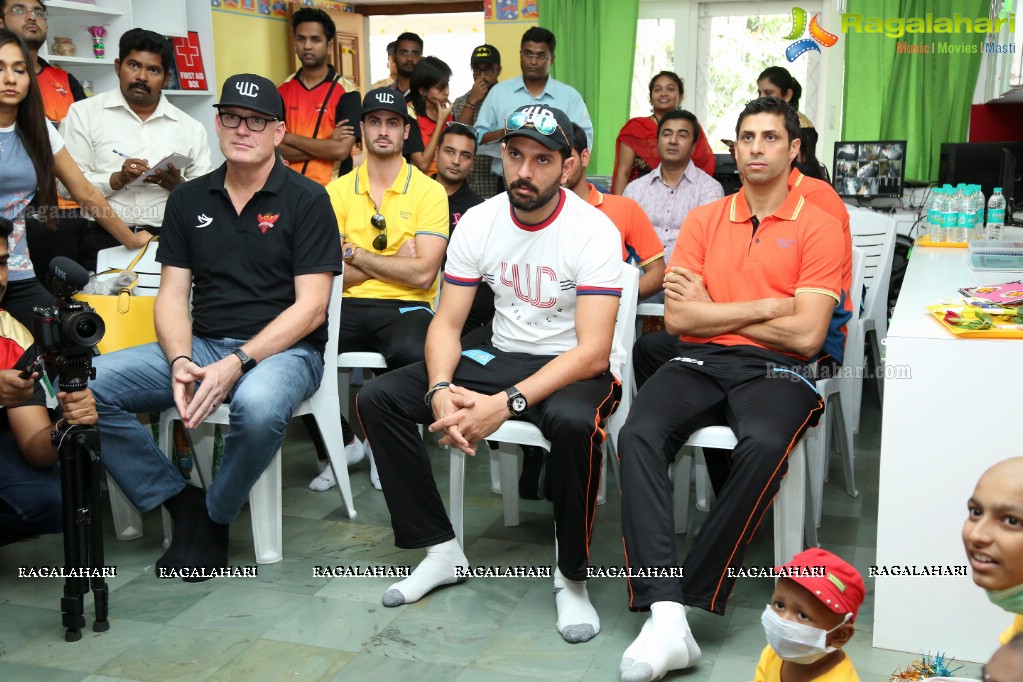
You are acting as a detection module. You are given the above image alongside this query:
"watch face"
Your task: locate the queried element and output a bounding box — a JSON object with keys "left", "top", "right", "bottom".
{"left": 512, "top": 396, "right": 527, "bottom": 413}
{"left": 344, "top": 247, "right": 354, "bottom": 261}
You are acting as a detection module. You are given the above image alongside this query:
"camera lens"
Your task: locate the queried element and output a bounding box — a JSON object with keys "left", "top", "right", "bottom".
{"left": 63, "top": 310, "right": 105, "bottom": 347}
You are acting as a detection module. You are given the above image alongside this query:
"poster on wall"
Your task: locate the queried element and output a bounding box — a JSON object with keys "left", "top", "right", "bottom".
{"left": 210, "top": 0, "right": 352, "bottom": 17}
{"left": 486, "top": 0, "right": 538, "bottom": 23}
{"left": 171, "top": 32, "right": 208, "bottom": 91}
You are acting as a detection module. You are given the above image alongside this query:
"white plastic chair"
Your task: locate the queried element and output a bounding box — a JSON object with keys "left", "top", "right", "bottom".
{"left": 672, "top": 426, "right": 810, "bottom": 564}
{"left": 848, "top": 208, "right": 897, "bottom": 408}
{"left": 96, "top": 242, "right": 162, "bottom": 296}
{"left": 806, "top": 247, "right": 866, "bottom": 527}
{"left": 449, "top": 266, "right": 641, "bottom": 546}
{"left": 155, "top": 277, "right": 355, "bottom": 564}
{"left": 97, "top": 243, "right": 160, "bottom": 541}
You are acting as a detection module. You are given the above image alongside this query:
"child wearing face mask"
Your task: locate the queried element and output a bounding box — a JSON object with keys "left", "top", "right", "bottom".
{"left": 754, "top": 548, "right": 865, "bottom": 682}
{"left": 963, "top": 458, "right": 1023, "bottom": 645}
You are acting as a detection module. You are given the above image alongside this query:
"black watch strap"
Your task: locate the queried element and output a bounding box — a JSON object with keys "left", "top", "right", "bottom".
{"left": 505, "top": 386, "right": 527, "bottom": 417}
{"left": 424, "top": 381, "right": 451, "bottom": 408}
{"left": 233, "top": 349, "right": 256, "bottom": 373}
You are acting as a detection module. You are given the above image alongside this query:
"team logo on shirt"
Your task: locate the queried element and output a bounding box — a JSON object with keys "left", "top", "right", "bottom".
{"left": 50, "top": 80, "right": 68, "bottom": 96}
{"left": 195, "top": 214, "right": 213, "bottom": 228}
{"left": 258, "top": 212, "right": 280, "bottom": 234}
{"left": 500, "top": 263, "right": 557, "bottom": 309}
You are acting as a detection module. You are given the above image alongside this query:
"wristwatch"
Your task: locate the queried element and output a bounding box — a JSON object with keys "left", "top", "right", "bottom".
{"left": 343, "top": 246, "right": 358, "bottom": 263}
{"left": 424, "top": 381, "right": 451, "bottom": 408}
{"left": 505, "top": 387, "right": 528, "bottom": 417}
{"left": 232, "top": 349, "right": 257, "bottom": 373}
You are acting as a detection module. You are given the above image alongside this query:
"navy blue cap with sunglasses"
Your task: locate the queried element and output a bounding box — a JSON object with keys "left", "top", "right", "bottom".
{"left": 500, "top": 105, "right": 572, "bottom": 152}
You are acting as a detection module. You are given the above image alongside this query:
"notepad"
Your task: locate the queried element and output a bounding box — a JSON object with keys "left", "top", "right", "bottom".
{"left": 124, "top": 153, "right": 193, "bottom": 188}
{"left": 968, "top": 241, "right": 1023, "bottom": 272}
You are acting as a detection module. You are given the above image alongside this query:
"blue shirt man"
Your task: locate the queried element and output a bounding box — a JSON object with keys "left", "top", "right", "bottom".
{"left": 474, "top": 27, "right": 592, "bottom": 177}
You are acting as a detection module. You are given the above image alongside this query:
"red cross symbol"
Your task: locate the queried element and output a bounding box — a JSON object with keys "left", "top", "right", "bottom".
{"left": 175, "top": 35, "right": 201, "bottom": 67}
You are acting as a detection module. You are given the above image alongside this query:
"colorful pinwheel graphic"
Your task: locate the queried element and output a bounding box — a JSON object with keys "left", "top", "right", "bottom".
{"left": 783, "top": 7, "right": 839, "bottom": 62}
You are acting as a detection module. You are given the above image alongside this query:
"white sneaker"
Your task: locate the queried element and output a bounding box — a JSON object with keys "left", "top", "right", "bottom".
{"left": 308, "top": 461, "right": 336, "bottom": 492}
{"left": 307, "top": 439, "right": 365, "bottom": 492}
{"left": 345, "top": 438, "right": 366, "bottom": 466}
{"left": 366, "top": 441, "right": 381, "bottom": 491}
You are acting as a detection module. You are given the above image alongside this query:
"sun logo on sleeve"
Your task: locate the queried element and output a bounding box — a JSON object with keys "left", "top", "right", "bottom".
{"left": 784, "top": 7, "right": 839, "bottom": 62}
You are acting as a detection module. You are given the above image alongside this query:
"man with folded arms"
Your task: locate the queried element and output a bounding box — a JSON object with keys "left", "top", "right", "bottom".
{"left": 88, "top": 74, "right": 341, "bottom": 580}
{"left": 616, "top": 97, "right": 847, "bottom": 681}
{"left": 318, "top": 87, "right": 448, "bottom": 492}
{"left": 357, "top": 105, "right": 624, "bottom": 644}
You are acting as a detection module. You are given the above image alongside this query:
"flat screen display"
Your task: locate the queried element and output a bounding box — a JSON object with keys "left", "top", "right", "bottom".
{"left": 832, "top": 141, "right": 907, "bottom": 198}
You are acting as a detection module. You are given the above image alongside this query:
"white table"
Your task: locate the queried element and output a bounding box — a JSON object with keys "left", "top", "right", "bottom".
{"left": 874, "top": 238, "right": 1023, "bottom": 662}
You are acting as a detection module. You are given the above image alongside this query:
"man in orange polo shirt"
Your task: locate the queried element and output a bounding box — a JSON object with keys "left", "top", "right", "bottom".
{"left": 278, "top": 7, "right": 361, "bottom": 185}
{"left": 565, "top": 123, "right": 664, "bottom": 300}
{"left": 615, "top": 97, "right": 847, "bottom": 682}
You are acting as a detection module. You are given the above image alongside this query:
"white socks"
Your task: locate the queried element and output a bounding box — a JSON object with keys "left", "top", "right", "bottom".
{"left": 620, "top": 601, "right": 701, "bottom": 682}
{"left": 382, "top": 538, "right": 468, "bottom": 607}
{"left": 553, "top": 568, "right": 600, "bottom": 643}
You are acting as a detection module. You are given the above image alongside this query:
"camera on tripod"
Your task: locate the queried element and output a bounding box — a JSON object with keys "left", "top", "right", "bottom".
{"left": 32, "top": 257, "right": 105, "bottom": 392}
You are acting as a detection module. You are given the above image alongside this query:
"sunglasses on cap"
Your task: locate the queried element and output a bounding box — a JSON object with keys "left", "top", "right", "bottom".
{"left": 505, "top": 111, "right": 570, "bottom": 147}
{"left": 371, "top": 213, "right": 387, "bottom": 251}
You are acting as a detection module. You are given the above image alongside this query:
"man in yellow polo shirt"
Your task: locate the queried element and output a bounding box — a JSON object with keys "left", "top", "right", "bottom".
{"left": 321, "top": 87, "right": 448, "bottom": 491}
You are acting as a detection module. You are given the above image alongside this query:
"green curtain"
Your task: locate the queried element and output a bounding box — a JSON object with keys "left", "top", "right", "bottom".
{"left": 538, "top": 0, "right": 639, "bottom": 176}
{"left": 842, "top": 0, "right": 986, "bottom": 181}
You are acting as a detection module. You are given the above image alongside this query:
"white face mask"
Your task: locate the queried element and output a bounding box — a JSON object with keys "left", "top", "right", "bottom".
{"left": 761, "top": 605, "right": 850, "bottom": 664}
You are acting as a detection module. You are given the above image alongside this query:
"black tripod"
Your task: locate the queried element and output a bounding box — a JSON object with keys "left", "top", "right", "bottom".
{"left": 54, "top": 372, "right": 109, "bottom": 641}
{"left": 32, "top": 256, "right": 110, "bottom": 642}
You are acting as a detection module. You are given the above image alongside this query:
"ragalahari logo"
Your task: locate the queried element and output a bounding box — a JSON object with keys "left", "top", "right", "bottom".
{"left": 784, "top": 7, "right": 839, "bottom": 61}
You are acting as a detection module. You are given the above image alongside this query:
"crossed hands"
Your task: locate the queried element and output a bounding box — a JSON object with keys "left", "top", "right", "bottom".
{"left": 663, "top": 266, "right": 713, "bottom": 302}
{"left": 172, "top": 357, "right": 242, "bottom": 429}
{"left": 428, "top": 385, "right": 511, "bottom": 456}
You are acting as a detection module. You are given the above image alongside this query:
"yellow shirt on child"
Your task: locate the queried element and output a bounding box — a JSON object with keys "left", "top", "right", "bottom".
{"left": 999, "top": 614, "right": 1023, "bottom": 644}
{"left": 753, "top": 646, "right": 861, "bottom": 682}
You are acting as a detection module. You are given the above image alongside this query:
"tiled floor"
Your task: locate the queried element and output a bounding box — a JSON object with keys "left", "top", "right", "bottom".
{"left": 0, "top": 390, "right": 983, "bottom": 681}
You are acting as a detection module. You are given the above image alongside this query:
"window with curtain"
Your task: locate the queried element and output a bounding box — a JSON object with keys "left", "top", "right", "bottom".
{"left": 694, "top": 1, "right": 820, "bottom": 154}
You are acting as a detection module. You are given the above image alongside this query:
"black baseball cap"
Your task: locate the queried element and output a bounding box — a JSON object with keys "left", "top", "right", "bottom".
{"left": 215, "top": 74, "right": 283, "bottom": 119}
{"left": 471, "top": 44, "right": 501, "bottom": 66}
{"left": 361, "top": 87, "right": 409, "bottom": 122}
{"left": 500, "top": 104, "right": 572, "bottom": 152}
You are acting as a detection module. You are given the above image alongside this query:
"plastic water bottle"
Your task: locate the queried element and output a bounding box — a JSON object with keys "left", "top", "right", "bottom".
{"left": 987, "top": 187, "right": 1006, "bottom": 241}
{"left": 973, "top": 185, "right": 986, "bottom": 236}
{"left": 963, "top": 185, "right": 982, "bottom": 242}
{"left": 926, "top": 189, "right": 943, "bottom": 242}
{"left": 952, "top": 184, "right": 970, "bottom": 243}
{"left": 938, "top": 188, "right": 957, "bottom": 243}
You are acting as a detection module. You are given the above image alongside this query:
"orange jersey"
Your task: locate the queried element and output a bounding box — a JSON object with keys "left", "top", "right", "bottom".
{"left": 668, "top": 188, "right": 845, "bottom": 361}
{"left": 278, "top": 67, "right": 361, "bottom": 185}
{"left": 39, "top": 60, "right": 85, "bottom": 209}
{"left": 585, "top": 183, "right": 664, "bottom": 266}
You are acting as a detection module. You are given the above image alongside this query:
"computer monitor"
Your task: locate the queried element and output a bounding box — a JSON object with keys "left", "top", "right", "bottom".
{"left": 938, "top": 141, "right": 1022, "bottom": 211}
{"left": 832, "top": 141, "right": 907, "bottom": 198}
{"left": 712, "top": 153, "right": 742, "bottom": 195}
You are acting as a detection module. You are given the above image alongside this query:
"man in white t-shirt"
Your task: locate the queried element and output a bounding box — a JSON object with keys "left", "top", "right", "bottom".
{"left": 357, "top": 105, "right": 624, "bottom": 645}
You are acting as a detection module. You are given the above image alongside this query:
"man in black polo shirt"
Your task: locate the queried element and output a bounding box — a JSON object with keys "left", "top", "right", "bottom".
{"left": 89, "top": 74, "right": 342, "bottom": 581}
{"left": 431, "top": 122, "right": 491, "bottom": 335}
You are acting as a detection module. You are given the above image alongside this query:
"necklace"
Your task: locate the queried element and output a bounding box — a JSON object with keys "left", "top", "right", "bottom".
{"left": 0, "top": 131, "right": 14, "bottom": 157}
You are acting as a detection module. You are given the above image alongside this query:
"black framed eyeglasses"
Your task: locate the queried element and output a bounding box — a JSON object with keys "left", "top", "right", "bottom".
{"left": 4, "top": 5, "right": 46, "bottom": 19}
{"left": 505, "top": 111, "right": 570, "bottom": 148}
{"left": 371, "top": 213, "right": 387, "bottom": 251}
{"left": 218, "top": 111, "right": 276, "bottom": 132}
{"left": 471, "top": 64, "right": 498, "bottom": 75}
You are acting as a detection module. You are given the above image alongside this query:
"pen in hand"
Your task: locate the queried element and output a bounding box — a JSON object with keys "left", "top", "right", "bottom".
{"left": 112, "top": 149, "right": 132, "bottom": 159}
